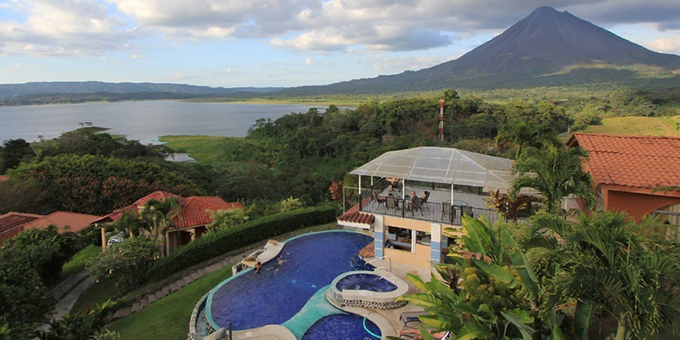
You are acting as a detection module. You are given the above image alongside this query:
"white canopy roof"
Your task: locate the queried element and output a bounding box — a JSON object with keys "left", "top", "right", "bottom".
{"left": 350, "top": 147, "right": 516, "bottom": 191}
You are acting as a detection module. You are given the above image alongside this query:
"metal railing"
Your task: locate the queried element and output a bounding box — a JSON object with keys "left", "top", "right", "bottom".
{"left": 359, "top": 192, "right": 501, "bottom": 226}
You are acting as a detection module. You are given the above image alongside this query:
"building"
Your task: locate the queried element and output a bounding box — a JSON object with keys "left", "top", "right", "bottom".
{"left": 94, "top": 191, "right": 243, "bottom": 253}
{"left": 0, "top": 211, "right": 101, "bottom": 243}
{"left": 567, "top": 133, "right": 680, "bottom": 223}
{"left": 338, "top": 147, "right": 516, "bottom": 268}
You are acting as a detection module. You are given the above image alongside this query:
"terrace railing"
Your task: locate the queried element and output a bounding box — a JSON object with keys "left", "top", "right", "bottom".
{"left": 358, "top": 191, "right": 501, "bottom": 226}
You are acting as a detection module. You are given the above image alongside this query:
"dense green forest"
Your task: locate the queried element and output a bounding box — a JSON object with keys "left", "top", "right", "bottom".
{"left": 2, "top": 88, "right": 678, "bottom": 217}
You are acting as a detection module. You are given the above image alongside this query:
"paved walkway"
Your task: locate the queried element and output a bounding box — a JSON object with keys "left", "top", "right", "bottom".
{"left": 53, "top": 275, "right": 94, "bottom": 320}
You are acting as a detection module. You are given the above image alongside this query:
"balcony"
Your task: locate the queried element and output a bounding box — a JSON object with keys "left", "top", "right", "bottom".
{"left": 358, "top": 186, "right": 501, "bottom": 226}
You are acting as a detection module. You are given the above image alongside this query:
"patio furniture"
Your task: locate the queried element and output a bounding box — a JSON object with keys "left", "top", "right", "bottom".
{"left": 422, "top": 191, "right": 431, "bottom": 212}
{"left": 386, "top": 196, "right": 398, "bottom": 214}
{"left": 442, "top": 204, "right": 455, "bottom": 224}
{"left": 411, "top": 198, "right": 424, "bottom": 216}
{"left": 462, "top": 206, "right": 473, "bottom": 217}
{"left": 399, "top": 310, "right": 428, "bottom": 326}
{"left": 373, "top": 191, "right": 386, "bottom": 207}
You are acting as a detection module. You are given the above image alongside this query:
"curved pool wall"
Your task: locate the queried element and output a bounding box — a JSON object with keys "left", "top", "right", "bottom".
{"left": 206, "top": 230, "right": 373, "bottom": 331}
{"left": 302, "top": 314, "right": 381, "bottom": 340}
{"left": 329, "top": 268, "right": 409, "bottom": 310}
{"left": 336, "top": 273, "right": 398, "bottom": 292}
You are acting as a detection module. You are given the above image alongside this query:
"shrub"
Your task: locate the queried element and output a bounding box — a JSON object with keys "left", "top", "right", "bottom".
{"left": 88, "top": 237, "right": 158, "bottom": 294}
{"left": 146, "top": 206, "right": 337, "bottom": 281}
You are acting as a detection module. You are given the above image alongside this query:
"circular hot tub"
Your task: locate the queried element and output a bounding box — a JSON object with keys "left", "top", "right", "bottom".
{"left": 328, "top": 269, "right": 409, "bottom": 310}
{"left": 336, "top": 273, "right": 398, "bottom": 292}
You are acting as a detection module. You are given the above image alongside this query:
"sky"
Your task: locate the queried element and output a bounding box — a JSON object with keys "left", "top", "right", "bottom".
{"left": 1, "top": 0, "right": 679, "bottom": 88}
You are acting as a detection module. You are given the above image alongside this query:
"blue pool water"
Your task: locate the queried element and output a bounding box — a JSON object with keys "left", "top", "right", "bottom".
{"left": 302, "top": 314, "right": 382, "bottom": 340}
{"left": 207, "top": 231, "right": 373, "bottom": 330}
{"left": 336, "top": 273, "right": 398, "bottom": 292}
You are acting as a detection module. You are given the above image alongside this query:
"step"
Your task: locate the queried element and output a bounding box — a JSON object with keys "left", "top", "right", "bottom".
{"left": 154, "top": 290, "right": 167, "bottom": 300}
{"left": 177, "top": 279, "right": 188, "bottom": 288}
{"left": 207, "top": 263, "right": 222, "bottom": 272}
{"left": 197, "top": 268, "right": 209, "bottom": 276}
{"left": 140, "top": 296, "right": 150, "bottom": 309}
{"left": 147, "top": 294, "right": 157, "bottom": 304}
{"left": 169, "top": 283, "right": 180, "bottom": 292}
{"left": 112, "top": 307, "right": 131, "bottom": 320}
{"left": 130, "top": 302, "right": 141, "bottom": 314}
{"left": 191, "top": 272, "right": 203, "bottom": 281}
{"left": 183, "top": 275, "right": 196, "bottom": 284}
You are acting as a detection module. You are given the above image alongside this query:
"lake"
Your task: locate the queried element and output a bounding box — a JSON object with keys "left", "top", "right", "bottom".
{"left": 0, "top": 101, "right": 315, "bottom": 144}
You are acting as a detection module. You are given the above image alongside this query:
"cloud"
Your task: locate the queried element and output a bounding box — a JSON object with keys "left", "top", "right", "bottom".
{"left": 2, "top": 0, "right": 680, "bottom": 56}
{"left": 129, "top": 53, "right": 149, "bottom": 59}
{"left": 171, "top": 73, "right": 186, "bottom": 80}
{"left": 646, "top": 37, "right": 680, "bottom": 54}
{"left": 0, "top": 0, "right": 139, "bottom": 56}
{"left": 1, "top": 62, "right": 42, "bottom": 75}
{"left": 305, "top": 57, "right": 313, "bottom": 65}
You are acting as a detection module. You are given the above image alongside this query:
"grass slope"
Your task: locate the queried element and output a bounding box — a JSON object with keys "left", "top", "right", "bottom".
{"left": 61, "top": 244, "right": 101, "bottom": 278}
{"left": 107, "top": 265, "right": 233, "bottom": 340}
{"left": 580, "top": 116, "right": 680, "bottom": 136}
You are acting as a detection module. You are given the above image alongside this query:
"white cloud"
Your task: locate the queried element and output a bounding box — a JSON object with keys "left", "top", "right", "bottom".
{"left": 1, "top": 62, "right": 42, "bottom": 75}
{"left": 646, "top": 37, "right": 680, "bottom": 54}
{"left": 171, "top": 73, "right": 186, "bottom": 80}
{"left": 129, "top": 53, "right": 149, "bottom": 59}
{"left": 305, "top": 57, "right": 314, "bottom": 65}
{"left": 0, "top": 0, "right": 139, "bottom": 56}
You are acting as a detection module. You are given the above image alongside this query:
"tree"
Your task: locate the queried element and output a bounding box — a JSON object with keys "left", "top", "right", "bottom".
{"left": 488, "top": 188, "right": 536, "bottom": 221}
{"left": 494, "top": 121, "right": 559, "bottom": 159}
{"left": 512, "top": 145, "right": 594, "bottom": 214}
{"left": 140, "top": 198, "right": 181, "bottom": 257}
{"left": 206, "top": 208, "right": 249, "bottom": 233}
{"left": 0, "top": 138, "right": 34, "bottom": 173}
{"left": 0, "top": 249, "right": 53, "bottom": 338}
{"left": 87, "top": 236, "right": 158, "bottom": 293}
{"left": 533, "top": 212, "right": 680, "bottom": 340}
{"left": 37, "top": 299, "right": 117, "bottom": 340}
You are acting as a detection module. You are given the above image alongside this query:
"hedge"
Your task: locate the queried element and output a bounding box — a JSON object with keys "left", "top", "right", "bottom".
{"left": 146, "top": 206, "right": 337, "bottom": 281}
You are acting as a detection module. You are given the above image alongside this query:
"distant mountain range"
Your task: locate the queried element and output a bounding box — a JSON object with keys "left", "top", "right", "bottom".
{"left": 0, "top": 81, "right": 281, "bottom": 99}
{"left": 2, "top": 6, "right": 679, "bottom": 100}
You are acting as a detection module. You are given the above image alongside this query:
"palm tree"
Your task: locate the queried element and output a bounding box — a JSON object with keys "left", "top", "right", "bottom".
{"left": 111, "top": 209, "right": 145, "bottom": 237}
{"left": 495, "top": 121, "right": 560, "bottom": 159}
{"left": 141, "top": 197, "right": 181, "bottom": 257}
{"left": 512, "top": 145, "right": 594, "bottom": 214}
{"left": 533, "top": 212, "right": 680, "bottom": 339}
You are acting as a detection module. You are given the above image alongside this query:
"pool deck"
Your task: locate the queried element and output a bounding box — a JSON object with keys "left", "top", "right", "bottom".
{"left": 204, "top": 229, "right": 436, "bottom": 339}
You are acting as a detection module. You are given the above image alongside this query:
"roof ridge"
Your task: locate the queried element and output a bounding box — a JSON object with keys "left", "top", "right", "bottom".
{"left": 575, "top": 132, "right": 680, "bottom": 140}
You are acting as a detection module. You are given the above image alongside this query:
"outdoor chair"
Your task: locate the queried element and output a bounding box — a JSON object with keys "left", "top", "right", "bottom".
{"left": 462, "top": 206, "right": 473, "bottom": 217}
{"left": 442, "top": 204, "right": 455, "bottom": 224}
{"left": 373, "top": 191, "right": 386, "bottom": 208}
{"left": 411, "top": 198, "right": 424, "bottom": 216}
{"left": 386, "top": 196, "right": 398, "bottom": 214}
{"left": 399, "top": 310, "right": 428, "bottom": 326}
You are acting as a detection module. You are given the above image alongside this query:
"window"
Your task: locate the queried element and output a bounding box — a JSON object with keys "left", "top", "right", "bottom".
{"left": 416, "top": 231, "right": 431, "bottom": 246}
{"left": 386, "top": 226, "right": 412, "bottom": 251}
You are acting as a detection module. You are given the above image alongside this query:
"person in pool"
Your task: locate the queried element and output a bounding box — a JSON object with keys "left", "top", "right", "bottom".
{"left": 254, "top": 261, "right": 262, "bottom": 273}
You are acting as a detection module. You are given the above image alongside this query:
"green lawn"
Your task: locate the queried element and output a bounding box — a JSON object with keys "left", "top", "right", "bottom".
{"left": 580, "top": 116, "right": 680, "bottom": 137}
{"left": 107, "top": 265, "right": 233, "bottom": 340}
{"left": 62, "top": 244, "right": 101, "bottom": 278}
{"left": 160, "top": 135, "right": 270, "bottom": 165}
{"left": 71, "top": 276, "right": 119, "bottom": 313}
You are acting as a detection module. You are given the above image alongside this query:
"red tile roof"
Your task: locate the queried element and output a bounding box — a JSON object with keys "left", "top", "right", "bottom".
{"left": 94, "top": 191, "right": 243, "bottom": 230}
{"left": 174, "top": 197, "right": 242, "bottom": 229}
{"left": 569, "top": 133, "right": 680, "bottom": 190}
{"left": 0, "top": 212, "right": 44, "bottom": 242}
{"left": 0, "top": 175, "right": 8, "bottom": 182}
{"left": 0, "top": 212, "right": 43, "bottom": 233}
{"left": 22, "top": 211, "right": 102, "bottom": 233}
{"left": 337, "top": 199, "right": 375, "bottom": 225}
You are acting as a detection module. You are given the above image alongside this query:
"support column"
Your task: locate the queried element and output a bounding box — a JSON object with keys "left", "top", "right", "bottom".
{"left": 190, "top": 229, "right": 197, "bottom": 241}
{"left": 374, "top": 215, "right": 384, "bottom": 258}
{"left": 100, "top": 224, "right": 106, "bottom": 251}
{"left": 430, "top": 223, "right": 442, "bottom": 265}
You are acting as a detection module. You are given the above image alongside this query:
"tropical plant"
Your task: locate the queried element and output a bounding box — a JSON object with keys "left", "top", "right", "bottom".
{"left": 488, "top": 188, "right": 536, "bottom": 221}
{"left": 206, "top": 208, "right": 249, "bottom": 233}
{"left": 87, "top": 236, "right": 158, "bottom": 293}
{"left": 512, "top": 145, "right": 594, "bottom": 214}
{"left": 494, "top": 121, "right": 559, "bottom": 159}
{"left": 37, "top": 299, "right": 118, "bottom": 339}
{"left": 111, "top": 209, "right": 146, "bottom": 237}
{"left": 532, "top": 211, "right": 680, "bottom": 340}
{"left": 140, "top": 197, "right": 181, "bottom": 257}
{"left": 279, "top": 196, "right": 303, "bottom": 213}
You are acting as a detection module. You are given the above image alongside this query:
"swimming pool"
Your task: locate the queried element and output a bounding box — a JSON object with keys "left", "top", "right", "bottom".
{"left": 206, "top": 231, "right": 373, "bottom": 331}
{"left": 302, "top": 314, "right": 381, "bottom": 340}
{"left": 336, "top": 273, "right": 398, "bottom": 292}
